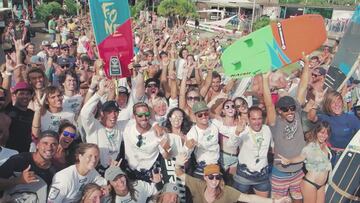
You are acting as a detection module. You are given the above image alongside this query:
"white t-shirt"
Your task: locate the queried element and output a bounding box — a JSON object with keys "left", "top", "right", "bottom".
{"left": 77, "top": 35, "right": 89, "bottom": 54}
{"left": 175, "top": 58, "right": 186, "bottom": 80}
{"left": 168, "top": 133, "right": 185, "bottom": 158}
{"left": 80, "top": 93, "right": 127, "bottom": 167}
{"left": 48, "top": 165, "right": 107, "bottom": 203}
{"left": 185, "top": 122, "right": 220, "bottom": 165}
{"left": 114, "top": 180, "right": 157, "bottom": 203}
{"left": 228, "top": 125, "right": 272, "bottom": 172}
{"left": 62, "top": 94, "right": 83, "bottom": 117}
{"left": 0, "top": 147, "right": 18, "bottom": 166}
{"left": 123, "top": 122, "right": 165, "bottom": 171}
{"left": 41, "top": 110, "right": 75, "bottom": 132}
{"left": 212, "top": 119, "right": 238, "bottom": 154}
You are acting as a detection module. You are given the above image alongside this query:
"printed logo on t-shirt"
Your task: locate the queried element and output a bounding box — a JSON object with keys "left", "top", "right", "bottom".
{"left": 121, "top": 199, "right": 132, "bottom": 203}
{"left": 48, "top": 187, "right": 60, "bottom": 200}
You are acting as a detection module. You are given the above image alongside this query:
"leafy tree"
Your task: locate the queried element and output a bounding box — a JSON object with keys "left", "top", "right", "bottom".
{"left": 130, "top": 0, "right": 146, "bottom": 18}
{"left": 157, "top": 0, "right": 197, "bottom": 23}
{"left": 253, "top": 16, "right": 271, "bottom": 31}
{"left": 64, "top": 0, "right": 79, "bottom": 16}
{"left": 35, "top": 2, "right": 63, "bottom": 26}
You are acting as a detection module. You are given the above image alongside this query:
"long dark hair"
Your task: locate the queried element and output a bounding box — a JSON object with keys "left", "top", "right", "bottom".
{"left": 305, "top": 121, "right": 331, "bottom": 143}
{"left": 110, "top": 175, "right": 138, "bottom": 203}
{"left": 164, "top": 108, "right": 192, "bottom": 134}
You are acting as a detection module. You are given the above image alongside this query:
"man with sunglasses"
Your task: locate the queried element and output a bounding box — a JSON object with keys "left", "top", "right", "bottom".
{"left": 263, "top": 59, "right": 309, "bottom": 202}
{"left": 123, "top": 102, "right": 170, "bottom": 182}
{"left": 174, "top": 156, "right": 291, "bottom": 203}
{"left": 80, "top": 80, "right": 127, "bottom": 173}
{"left": 184, "top": 101, "right": 220, "bottom": 178}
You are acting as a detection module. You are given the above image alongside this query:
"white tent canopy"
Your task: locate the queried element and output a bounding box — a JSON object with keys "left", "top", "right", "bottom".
{"left": 197, "top": 9, "right": 223, "bottom": 13}
{"left": 196, "top": 0, "right": 258, "bottom": 9}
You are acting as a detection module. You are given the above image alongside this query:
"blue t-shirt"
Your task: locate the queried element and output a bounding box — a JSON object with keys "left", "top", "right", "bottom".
{"left": 318, "top": 113, "right": 360, "bottom": 149}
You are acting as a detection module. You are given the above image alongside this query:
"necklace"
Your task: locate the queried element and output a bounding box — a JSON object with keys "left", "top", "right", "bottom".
{"left": 249, "top": 128, "right": 264, "bottom": 164}
{"left": 283, "top": 119, "right": 298, "bottom": 140}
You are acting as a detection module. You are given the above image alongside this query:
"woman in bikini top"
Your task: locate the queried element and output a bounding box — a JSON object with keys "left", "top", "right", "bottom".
{"left": 279, "top": 121, "right": 332, "bottom": 203}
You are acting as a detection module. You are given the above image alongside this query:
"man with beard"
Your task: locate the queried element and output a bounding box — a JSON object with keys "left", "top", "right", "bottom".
{"left": 204, "top": 71, "right": 235, "bottom": 105}
{"left": 123, "top": 102, "right": 170, "bottom": 182}
{"left": 262, "top": 56, "right": 310, "bottom": 203}
{"left": 0, "top": 130, "right": 59, "bottom": 189}
{"left": 5, "top": 82, "right": 34, "bottom": 152}
{"left": 80, "top": 80, "right": 126, "bottom": 173}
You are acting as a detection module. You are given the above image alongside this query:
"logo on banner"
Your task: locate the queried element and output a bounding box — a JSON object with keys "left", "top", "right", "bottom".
{"left": 109, "top": 56, "right": 122, "bottom": 76}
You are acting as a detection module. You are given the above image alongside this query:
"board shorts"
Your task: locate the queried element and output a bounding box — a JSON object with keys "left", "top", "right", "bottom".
{"left": 271, "top": 167, "right": 304, "bottom": 200}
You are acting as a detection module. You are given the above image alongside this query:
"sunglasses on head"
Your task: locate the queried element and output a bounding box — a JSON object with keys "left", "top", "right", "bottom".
{"left": 136, "top": 111, "right": 151, "bottom": 118}
{"left": 196, "top": 111, "right": 209, "bottom": 118}
{"left": 63, "top": 130, "right": 76, "bottom": 138}
{"left": 280, "top": 105, "right": 296, "bottom": 112}
{"left": 136, "top": 134, "right": 143, "bottom": 147}
{"left": 187, "top": 96, "right": 200, "bottom": 101}
{"left": 207, "top": 174, "right": 221, "bottom": 180}
{"left": 224, "top": 104, "right": 234, "bottom": 109}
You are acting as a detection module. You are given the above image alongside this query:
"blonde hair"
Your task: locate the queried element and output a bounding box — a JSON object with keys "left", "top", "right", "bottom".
{"left": 323, "top": 90, "right": 343, "bottom": 115}
{"left": 80, "top": 183, "right": 102, "bottom": 203}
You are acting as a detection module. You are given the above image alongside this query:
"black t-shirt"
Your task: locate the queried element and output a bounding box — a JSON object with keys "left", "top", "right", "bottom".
{"left": 0, "top": 152, "right": 56, "bottom": 186}
{"left": 5, "top": 104, "right": 34, "bottom": 153}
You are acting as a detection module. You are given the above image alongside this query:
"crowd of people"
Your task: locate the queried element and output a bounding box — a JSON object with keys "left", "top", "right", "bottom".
{"left": 0, "top": 10, "right": 359, "bottom": 203}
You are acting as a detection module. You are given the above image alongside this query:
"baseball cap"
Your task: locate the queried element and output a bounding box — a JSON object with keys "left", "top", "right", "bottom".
{"left": 313, "top": 67, "right": 327, "bottom": 76}
{"left": 38, "top": 130, "right": 59, "bottom": 141}
{"left": 30, "top": 55, "right": 44, "bottom": 64}
{"left": 276, "top": 96, "right": 296, "bottom": 108}
{"left": 101, "top": 101, "right": 120, "bottom": 112}
{"left": 104, "top": 166, "right": 126, "bottom": 181}
{"left": 145, "top": 78, "right": 160, "bottom": 88}
{"left": 50, "top": 42, "right": 59, "bottom": 49}
{"left": 60, "top": 44, "right": 69, "bottom": 49}
{"left": 192, "top": 101, "right": 208, "bottom": 114}
{"left": 118, "top": 86, "right": 129, "bottom": 95}
{"left": 162, "top": 183, "right": 180, "bottom": 195}
{"left": 11, "top": 82, "right": 33, "bottom": 93}
{"left": 41, "top": 40, "right": 50, "bottom": 46}
{"left": 204, "top": 164, "right": 220, "bottom": 176}
{"left": 57, "top": 57, "right": 70, "bottom": 66}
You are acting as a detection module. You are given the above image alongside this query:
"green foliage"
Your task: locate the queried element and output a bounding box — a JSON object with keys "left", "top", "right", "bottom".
{"left": 130, "top": 0, "right": 146, "bottom": 18}
{"left": 35, "top": 2, "right": 63, "bottom": 23}
{"left": 157, "top": 0, "right": 197, "bottom": 18}
{"left": 64, "top": 0, "right": 79, "bottom": 16}
{"left": 253, "top": 16, "right": 271, "bottom": 31}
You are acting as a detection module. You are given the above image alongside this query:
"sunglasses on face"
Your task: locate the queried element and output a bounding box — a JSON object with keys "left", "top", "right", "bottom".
{"left": 312, "top": 73, "right": 321, "bottom": 77}
{"left": 136, "top": 134, "right": 143, "bottom": 147}
{"left": 196, "top": 111, "right": 209, "bottom": 118}
{"left": 280, "top": 105, "right": 296, "bottom": 112}
{"left": 146, "top": 84, "right": 158, "bottom": 88}
{"left": 136, "top": 111, "right": 151, "bottom": 118}
{"left": 187, "top": 96, "right": 200, "bottom": 101}
{"left": 207, "top": 174, "right": 221, "bottom": 180}
{"left": 63, "top": 130, "right": 76, "bottom": 138}
{"left": 224, "top": 104, "right": 234, "bottom": 109}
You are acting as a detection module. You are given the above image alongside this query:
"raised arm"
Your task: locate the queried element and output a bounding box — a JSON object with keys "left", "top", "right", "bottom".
{"left": 262, "top": 73, "right": 276, "bottom": 126}
{"left": 296, "top": 54, "right": 310, "bottom": 105}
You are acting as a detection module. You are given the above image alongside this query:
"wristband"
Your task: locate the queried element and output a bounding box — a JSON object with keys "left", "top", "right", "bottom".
{"left": 5, "top": 71, "right": 13, "bottom": 76}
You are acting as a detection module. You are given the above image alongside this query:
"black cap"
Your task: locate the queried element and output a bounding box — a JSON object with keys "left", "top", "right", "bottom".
{"left": 60, "top": 44, "right": 69, "bottom": 49}
{"left": 101, "top": 101, "right": 120, "bottom": 112}
{"left": 145, "top": 78, "right": 160, "bottom": 87}
{"left": 276, "top": 96, "right": 296, "bottom": 108}
{"left": 39, "top": 130, "right": 59, "bottom": 141}
{"left": 118, "top": 86, "right": 129, "bottom": 95}
{"left": 57, "top": 57, "right": 70, "bottom": 66}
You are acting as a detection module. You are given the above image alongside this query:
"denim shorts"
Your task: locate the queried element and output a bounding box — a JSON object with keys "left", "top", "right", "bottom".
{"left": 233, "top": 173, "right": 271, "bottom": 192}
{"left": 219, "top": 152, "right": 238, "bottom": 170}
